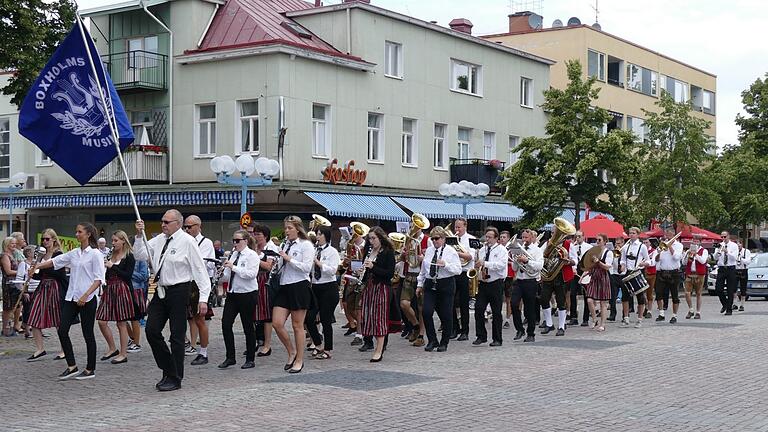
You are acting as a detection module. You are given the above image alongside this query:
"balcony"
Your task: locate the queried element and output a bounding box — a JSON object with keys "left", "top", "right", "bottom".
{"left": 102, "top": 50, "right": 168, "bottom": 92}
{"left": 449, "top": 158, "right": 505, "bottom": 193}
{"left": 91, "top": 126, "right": 168, "bottom": 184}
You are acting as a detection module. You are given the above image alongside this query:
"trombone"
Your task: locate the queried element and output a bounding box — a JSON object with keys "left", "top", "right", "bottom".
{"left": 657, "top": 232, "right": 682, "bottom": 252}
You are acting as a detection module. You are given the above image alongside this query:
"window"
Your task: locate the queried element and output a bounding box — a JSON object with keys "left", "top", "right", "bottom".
{"left": 312, "top": 104, "right": 330, "bottom": 157}
{"left": 36, "top": 149, "right": 52, "bottom": 167}
{"left": 367, "top": 113, "right": 383, "bottom": 162}
{"left": 0, "top": 118, "right": 9, "bottom": 180}
{"left": 127, "top": 35, "right": 159, "bottom": 68}
{"left": 196, "top": 104, "right": 216, "bottom": 156}
{"left": 401, "top": 118, "right": 417, "bottom": 166}
{"left": 607, "top": 55, "right": 624, "bottom": 87}
{"left": 451, "top": 59, "right": 482, "bottom": 95}
{"left": 626, "top": 63, "right": 657, "bottom": 97}
{"left": 520, "top": 77, "right": 533, "bottom": 107}
{"left": 588, "top": 49, "right": 605, "bottom": 81}
{"left": 238, "top": 100, "right": 259, "bottom": 154}
{"left": 508, "top": 135, "right": 520, "bottom": 165}
{"left": 627, "top": 116, "right": 648, "bottom": 143}
{"left": 457, "top": 127, "right": 471, "bottom": 159}
{"left": 483, "top": 131, "right": 496, "bottom": 160}
{"left": 691, "top": 86, "right": 715, "bottom": 115}
{"left": 661, "top": 75, "right": 689, "bottom": 103}
{"left": 385, "top": 41, "right": 403, "bottom": 78}
{"left": 433, "top": 123, "right": 447, "bottom": 169}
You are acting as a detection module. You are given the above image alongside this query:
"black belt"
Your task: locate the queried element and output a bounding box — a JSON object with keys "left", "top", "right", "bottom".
{"left": 719, "top": 265, "right": 735, "bottom": 269}
{"left": 166, "top": 281, "right": 194, "bottom": 289}
{"left": 658, "top": 270, "right": 679, "bottom": 273}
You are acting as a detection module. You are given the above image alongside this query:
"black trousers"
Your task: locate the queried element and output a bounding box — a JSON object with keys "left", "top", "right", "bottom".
{"left": 540, "top": 274, "right": 566, "bottom": 310}
{"left": 423, "top": 277, "right": 455, "bottom": 346}
{"left": 568, "top": 278, "right": 590, "bottom": 322}
{"left": 145, "top": 282, "right": 190, "bottom": 381}
{"left": 656, "top": 270, "right": 681, "bottom": 310}
{"left": 59, "top": 297, "right": 97, "bottom": 371}
{"left": 736, "top": 269, "right": 748, "bottom": 297}
{"left": 475, "top": 279, "right": 503, "bottom": 342}
{"left": 609, "top": 274, "right": 621, "bottom": 317}
{"left": 306, "top": 282, "right": 338, "bottom": 351}
{"left": 452, "top": 272, "right": 470, "bottom": 335}
{"left": 512, "top": 279, "right": 538, "bottom": 336}
{"left": 222, "top": 290, "right": 257, "bottom": 362}
{"left": 716, "top": 266, "right": 737, "bottom": 309}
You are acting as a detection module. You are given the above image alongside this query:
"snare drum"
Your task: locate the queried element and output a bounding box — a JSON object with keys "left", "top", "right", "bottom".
{"left": 622, "top": 270, "right": 649, "bottom": 296}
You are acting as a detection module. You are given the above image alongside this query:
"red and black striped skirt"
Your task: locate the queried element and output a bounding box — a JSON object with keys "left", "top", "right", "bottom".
{"left": 360, "top": 280, "right": 391, "bottom": 337}
{"left": 96, "top": 278, "right": 135, "bottom": 322}
{"left": 28, "top": 277, "right": 61, "bottom": 330}
{"left": 255, "top": 271, "right": 271, "bottom": 322}
{"left": 132, "top": 288, "right": 147, "bottom": 319}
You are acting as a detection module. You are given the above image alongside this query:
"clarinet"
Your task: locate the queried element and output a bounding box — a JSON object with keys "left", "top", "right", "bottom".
{"left": 13, "top": 247, "right": 46, "bottom": 312}
{"left": 266, "top": 239, "right": 287, "bottom": 287}
{"left": 353, "top": 246, "right": 375, "bottom": 293}
{"left": 212, "top": 246, "right": 237, "bottom": 288}
{"left": 313, "top": 244, "right": 323, "bottom": 280}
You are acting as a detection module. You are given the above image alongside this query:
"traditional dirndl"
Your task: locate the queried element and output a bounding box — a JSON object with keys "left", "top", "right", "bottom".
{"left": 132, "top": 288, "right": 147, "bottom": 320}
{"left": 360, "top": 280, "right": 392, "bottom": 337}
{"left": 254, "top": 271, "right": 271, "bottom": 321}
{"left": 585, "top": 267, "right": 611, "bottom": 301}
{"left": 28, "top": 277, "right": 61, "bottom": 329}
{"left": 96, "top": 277, "right": 136, "bottom": 322}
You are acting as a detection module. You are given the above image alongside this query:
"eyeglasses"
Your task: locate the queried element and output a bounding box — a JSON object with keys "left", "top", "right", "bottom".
{"left": 431, "top": 237, "right": 442, "bottom": 241}
{"left": 721, "top": 235, "right": 727, "bottom": 239}
{"left": 161, "top": 220, "right": 179, "bottom": 225}
{"left": 41, "top": 237, "right": 51, "bottom": 241}
{"left": 232, "top": 238, "right": 244, "bottom": 243}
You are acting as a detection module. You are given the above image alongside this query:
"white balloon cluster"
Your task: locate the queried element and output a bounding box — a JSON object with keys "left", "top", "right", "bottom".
{"left": 438, "top": 181, "right": 490, "bottom": 198}
{"left": 9, "top": 172, "right": 28, "bottom": 189}
{"left": 210, "top": 155, "right": 280, "bottom": 178}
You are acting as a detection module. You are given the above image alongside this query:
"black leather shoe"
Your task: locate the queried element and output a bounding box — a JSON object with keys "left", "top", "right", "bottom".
{"left": 720, "top": 307, "right": 726, "bottom": 313}
{"left": 669, "top": 317, "right": 678, "bottom": 324}
{"left": 541, "top": 326, "right": 554, "bottom": 335}
{"left": 358, "top": 344, "right": 374, "bottom": 352}
{"left": 472, "top": 338, "right": 487, "bottom": 345}
{"left": 513, "top": 331, "right": 525, "bottom": 341}
{"left": 732, "top": 305, "right": 739, "bottom": 310}
{"left": 739, "top": 306, "right": 744, "bottom": 311}
{"left": 218, "top": 359, "right": 236, "bottom": 369}
{"left": 523, "top": 335, "right": 535, "bottom": 343}
{"left": 344, "top": 327, "right": 357, "bottom": 336}
{"left": 725, "top": 310, "right": 733, "bottom": 316}
{"left": 655, "top": 315, "right": 665, "bottom": 322}
{"left": 556, "top": 328, "right": 565, "bottom": 336}
{"left": 569, "top": 318, "right": 579, "bottom": 326}
{"left": 489, "top": 341, "right": 502, "bottom": 347}
{"left": 580, "top": 321, "right": 589, "bottom": 327}
{"left": 155, "top": 376, "right": 167, "bottom": 389}
{"left": 607, "top": 315, "right": 617, "bottom": 322}
{"left": 284, "top": 356, "right": 296, "bottom": 371}
{"left": 449, "top": 330, "right": 458, "bottom": 340}
{"left": 190, "top": 354, "right": 208, "bottom": 365}
{"left": 157, "top": 378, "right": 181, "bottom": 392}
{"left": 538, "top": 322, "right": 548, "bottom": 329}
{"left": 457, "top": 333, "right": 468, "bottom": 341}
{"left": 436, "top": 345, "right": 448, "bottom": 352}
{"left": 424, "top": 342, "right": 438, "bottom": 352}
{"left": 350, "top": 337, "right": 363, "bottom": 346}
{"left": 241, "top": 361, "right": 255, "bottom": 369}
{"left": 100, "top": 350, "right": 119, "bottom": 361}
{"left": 257, "top": 348, "right": 272, "bottom": 357}
{"left": 401, "top": 329, "right": 410, "bottom": 338}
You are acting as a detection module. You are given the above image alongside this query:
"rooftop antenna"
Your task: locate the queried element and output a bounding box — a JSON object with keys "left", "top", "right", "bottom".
{"left": 591, "top": 0, "right": 599, "bottom": 23}
{"left": 511, "top": 0, "right": 543, "bottom": 16}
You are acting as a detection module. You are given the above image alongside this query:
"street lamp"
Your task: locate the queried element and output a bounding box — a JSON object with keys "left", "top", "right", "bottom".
{"left": 209, "top": 155, "right": 280, "bottom": 216}
{"left": 1, "top": 172, "right": 27, "bottom": 234}
{"left": 438, "top": 180, "right": 490, "bottom": 218}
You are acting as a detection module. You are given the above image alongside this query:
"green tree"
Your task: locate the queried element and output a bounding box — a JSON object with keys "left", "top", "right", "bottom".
{"left": 634, "top": 92, "right": 723, "bottom": 227}
{"left": 500, "top": 60, "right": 641, "bottom": 229}
{"left": 0, "top": 0, "right": 76, "bottom": 107}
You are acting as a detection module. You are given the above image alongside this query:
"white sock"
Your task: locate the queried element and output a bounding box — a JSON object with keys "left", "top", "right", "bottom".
{"left": 672, "top": 313, "right": 677, "bottom": 318}
{"left": 659, "top": 310, "right": 665, "bottom": 317}
{"left": 199, "top": 347, "right": 208, "bottom": 357}
{"left": 543, "top": 308, "right": 553, "bottom": 327}
{"left": 558, "top": 310, "right": 566, "bottom": 329}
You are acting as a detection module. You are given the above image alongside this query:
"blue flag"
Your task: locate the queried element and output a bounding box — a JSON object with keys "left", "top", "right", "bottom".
{"left": 19, "top": 22, "right": 134, "bottom": 186}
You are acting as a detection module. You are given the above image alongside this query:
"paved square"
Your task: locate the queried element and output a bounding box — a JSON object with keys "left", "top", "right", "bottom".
{"left": 1, "top": 296, "right": 766, "bottom": 431}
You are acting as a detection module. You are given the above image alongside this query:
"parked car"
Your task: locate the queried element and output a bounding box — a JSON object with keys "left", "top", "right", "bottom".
{"left": 746, "top": 253, "right": 768, "bottom": 299}
{"left": 707, "top": 266, "right": 717, "bottom": 296}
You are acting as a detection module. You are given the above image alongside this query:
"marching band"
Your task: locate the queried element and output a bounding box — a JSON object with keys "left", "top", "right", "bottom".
{"left": 2, "top": 210, "right": 753, "bottom": 390}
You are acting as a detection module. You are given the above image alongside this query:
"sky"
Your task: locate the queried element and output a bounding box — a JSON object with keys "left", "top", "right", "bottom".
{"left": 78, "top": 0, "right": 767, "bottom": 148}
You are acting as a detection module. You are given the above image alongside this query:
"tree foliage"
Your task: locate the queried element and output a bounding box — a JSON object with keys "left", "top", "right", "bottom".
{"left": 500, "top": 60, "right": 641, "bottom": 229}
{"left": 0, "top": 0, "right": 76, "bottom": 107}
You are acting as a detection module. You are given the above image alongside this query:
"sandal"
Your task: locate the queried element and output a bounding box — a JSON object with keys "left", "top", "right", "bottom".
{"left": 310, "top": 348, "right": 321, "bottom": 357}
{"left": 596, "top": 326, "right": 605, "bottom": 332}
{"left": 314, "top": 351, "right": 331, "bottom": 360}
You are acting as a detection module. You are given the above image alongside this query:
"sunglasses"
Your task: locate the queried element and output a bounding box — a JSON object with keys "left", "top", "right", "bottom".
{"left": 161, "top": 220, "right": 178, "bottom": 225}
{"left": 431, "top": 237, "right": 442, "bottom": 241}
{"left": 232, "top": 238, "right": 245, "bottom": 243}
{"left": 41, "top": 237, "right": 51, "bottom": 241}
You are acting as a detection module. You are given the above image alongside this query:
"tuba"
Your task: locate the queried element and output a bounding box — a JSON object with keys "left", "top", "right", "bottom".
{"left": 657, "top": 232, "right": 682, "bottom": 252}
{"left": 342, "top": 221, "right": 370, "bottom": 270}
{"left": 540, "top": 217, "right": 577, "bottom": 282}
{"left": 307, "top": 214, "right": 331, "bottom": 242}
{"left": 403, "top": 213, "right": 430, "bottom": 269}
{"left": 444, "top": 222, "right": 470, "bottom": 267}
{"left": 388, "top": 232, "right": 406, "bottom": 252}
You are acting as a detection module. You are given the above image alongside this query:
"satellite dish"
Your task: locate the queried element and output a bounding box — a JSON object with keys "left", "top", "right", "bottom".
{"left": 527, "top": 13, "right": 543, "bottom": 29}
{"left": 567, "top": 17, "right": 581, "bottom": 26}
{"left": 552, "top": 19, "right": 563, "bottom": 28}
{"left": 592, "top": 22, "right": 602, "bottom": 30}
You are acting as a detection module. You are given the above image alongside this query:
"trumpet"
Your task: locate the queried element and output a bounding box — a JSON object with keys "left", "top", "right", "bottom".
{"left": 444, "top": 222, "right": 470, "bottom": 266}
{"left": 307, "top": 214, "right": 331, "bottom": 242}
{"left": 657, "top": 232, "right": 682, "bottom": 252}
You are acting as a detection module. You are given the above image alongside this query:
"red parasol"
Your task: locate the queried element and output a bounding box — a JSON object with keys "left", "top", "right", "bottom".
{"left": 640, "top": 223, "right": 720, "bottom": 241}
{"left": 580, "top": 214, "right": 627, "bottom": 239}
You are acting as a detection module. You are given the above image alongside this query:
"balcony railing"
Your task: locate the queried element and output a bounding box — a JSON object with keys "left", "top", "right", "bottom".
{"left": 91, "top": 144, "right": 168, "bottom": 184}
{"left": 449, "top": 158, "right": 505, "bottom": 193}
{"left": 102, "top": 50, "right": 168, "bottom": 92}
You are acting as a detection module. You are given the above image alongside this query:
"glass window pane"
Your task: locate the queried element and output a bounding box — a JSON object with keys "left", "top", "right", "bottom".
{"left": 454, "top": 62, "right": 469, "bottom": 90}
{"left": 458, "top": 128, "right": 470, "bottom": 141}
{"left": 241, "top": 120, "right": 250, "bottom": 152}
{"left": 313, "top": 104, "right": 325, "bottom": 120}
{"left": 210, "top": 123, "right": 216, "bottom": 153}
{"left": 588, "top": 50, "right": 599, "bottom": 78}
{"left": 241, "top": 101, "right": 258, "bottom": 117}
{"left": 144, "top": 36, "right": 158, "bottom": 53}
{"left": 368, "top": 113, "right": 380, "bottom": 128}
{"left": 403, "top": 119, "right": 413, "bottom": 133}
{"left": 200, "top": 105, "right": 215, "bottom": 119}
{"left": 199, "top": 124, "right": 207, "bottom": 153}
{"left": 0, "top": 118, "right": 9, "bottom": 133}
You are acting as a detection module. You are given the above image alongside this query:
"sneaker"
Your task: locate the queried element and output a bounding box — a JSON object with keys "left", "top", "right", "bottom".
{"left": 655, "top": 315, "right": 665, "bottom": 322}
{"left": 184, "top": 346, "right": 197, "bottom": 356}
{"left": 127, "top": 339, "right": 134, "bottom": 346}
{"left": 634, "top": 321, "right": 642, "bottom": 329}
{"left": 127, "top": 344, "right": 142, "bottom": 353}
{"left": 190, "top": 354, "right": 208, "bottom": 365}
{"left": 694, "top": 312, "right": 701, "bottom": 319}
{"left": 739, "top": 306, "right": 744, "bottom": 312}
{"left": 350, "top": 336, "right": 363, "bottom": 346}
{"left": 503, "top": 321, "right": 511, "bottom": 329}
{"left": 58, "top": 367, "right": 80, "bottom": 380}
{"left": 686, "top": 311, "right": 694, "bottom": 319}
{"left": 620, "top": 318, "right": 630, "bottom": 327}
{"left": 643, "top": 311, "right": 652, "bottom": 319}
{"left": 669, "top": 316, "right": 677, "bottom": 324}
{"left": 75, "top": 370, "right": 95, "bottom": 380}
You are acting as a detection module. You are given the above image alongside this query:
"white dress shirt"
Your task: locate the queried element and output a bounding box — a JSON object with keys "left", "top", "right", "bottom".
{"left": 687, "top": 246, "right": 709, "bottom": 273}
{"left": 134, "top": 231, "right": 212, "bottom": 302}
{"left": 223, "top": 247, "right": 259, "bottom": 293}
{"left": 621, "top": 240, "right": 649, "bottom": 272}
{"left": 311, "top": 243, "right": 341, "bottom": 285}
{"left": 53, "top": 246, "right": 106, "bottom": 302}
{"left": 736, "top": 248, "right": 752, "bottom": 270}
{"left": 458, "top": 232, "right": 476, "bottom": 272}
{"left": 512, "top": 243, "right": 544, "bottom": 280}
{"left": 715, "top": 241, "right": 739, "bottom": 267}
{"left": 417, "top": 245, "right": 461, "bottom": 287}
{"left": 479, "top": 243, "right": 508, "bottom": 282}
{"left": 195, "top": 233, "right": 216, "bottom": 278}
{"left": 569, "top": 241, "right": 593, "bottom": 273}
{"left": 14, "top": 261, "right": 40, "bottom": 293}
{"left": 656, "top": 241, "right": 683, "bottom": 271}
{"left": 279, "top": 238, "right": 315, "bottom": 285}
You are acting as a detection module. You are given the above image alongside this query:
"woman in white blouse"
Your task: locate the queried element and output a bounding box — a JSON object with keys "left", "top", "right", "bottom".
{"left": 306, "top": 226, "right": 340, "bottom": 360}
{"left": 33, "top": 222, "right": 105, "bottom": 381}
{"left": 271, "top": 216, "right": 315, "bottom": 374}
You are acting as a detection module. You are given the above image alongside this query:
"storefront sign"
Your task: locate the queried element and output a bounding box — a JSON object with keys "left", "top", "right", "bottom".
{"left": 322, "top": 159, "right": 367, "bottom": 186}
{"left": 240, "top": 212, "right": 252, "bottom": 229}
{"left": 36, "top": 233, "right": 78, "bottom": 252}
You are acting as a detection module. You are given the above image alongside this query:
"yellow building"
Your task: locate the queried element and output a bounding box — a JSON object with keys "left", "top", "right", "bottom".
{"left": 484, "top": 12, "right": 716, "bottom": 147}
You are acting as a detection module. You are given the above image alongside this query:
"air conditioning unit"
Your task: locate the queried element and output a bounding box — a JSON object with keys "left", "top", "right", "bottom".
{"left": 24, "top": 173, "right": 46, "bottom": 190}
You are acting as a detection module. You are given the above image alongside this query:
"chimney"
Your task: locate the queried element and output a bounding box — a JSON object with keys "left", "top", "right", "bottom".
{"left": 314, "top": 0, "right": 321, "bottom": 6}
{"left": 508, "top": 11, "right": 543, "bottom": 33}
{"left": 449, "top": 18, "right": 473, "bottom": 35}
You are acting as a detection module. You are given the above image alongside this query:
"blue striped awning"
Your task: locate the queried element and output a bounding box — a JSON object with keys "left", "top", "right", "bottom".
{"left": 0, "top": 191, "right": 253, "bottom": 209}
{"left": 392, "top": 197, "right": 523, "bottom": 222}
{"left": 305, "top": 192, "right": 410, "bottom": 221}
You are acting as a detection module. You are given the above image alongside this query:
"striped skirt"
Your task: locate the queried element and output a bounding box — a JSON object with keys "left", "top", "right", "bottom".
{"left": 585, "top": 267, "right": 611, "bottom": 301}
{"left": 360, "top": 280, "right": 390, "bottom": 337}
{"left": 132, "top": 288, "right": 147, "bottom": 320}
{"left": 255, "top": 271, "right": 271, "bottom": 322}
{"left": 28, "top": 278, "right": 61, "bottom": 330}
{"left": 96, "top": 278, "right": 135, "bottom": 322}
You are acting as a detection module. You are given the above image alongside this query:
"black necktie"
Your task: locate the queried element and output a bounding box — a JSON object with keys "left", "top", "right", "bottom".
{"left": 429, "top": 247, "right": 442, "bottom": 278}
{"left": 227, "top": 251, "right": 241, "bottom": 292}
{"left": 577, "top": 244, "right": 581, "bottom": 257}
{"left": 314, "top": 245, "right": 325, "bottom": 280}
{"left": 153, "top": 236, "right": 173, "bottom": 284}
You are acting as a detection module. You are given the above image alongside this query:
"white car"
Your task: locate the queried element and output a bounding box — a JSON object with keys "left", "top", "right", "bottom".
{"left": 746, "top": 253, "right": 768, "bottom": 299}
{"left": 707, "top": 266, "right": 717, "bottom": 296}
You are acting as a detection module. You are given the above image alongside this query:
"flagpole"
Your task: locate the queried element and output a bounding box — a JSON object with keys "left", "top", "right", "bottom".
{"left": 75, "top": 14, "right": 155, "bottom": 273}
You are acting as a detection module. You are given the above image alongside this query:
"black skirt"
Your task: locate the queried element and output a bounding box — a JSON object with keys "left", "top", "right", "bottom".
{"left": 273, "top": 280, "right": 313, "bottom": 311}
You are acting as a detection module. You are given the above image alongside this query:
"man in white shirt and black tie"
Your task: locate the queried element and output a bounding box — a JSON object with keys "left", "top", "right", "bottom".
{"left": 714, "top": 231, "right": 740, "bottom": 316}
{"left": 451, "top": 218, "right": 475, "bottom": 341}
{"left": 417, "top": 227, "right": 461, "bottom": 352}
{"left": 183, "top": 215, "right": 215, "bottom": 366}
{"left": 735, "top": 239, "right": 752, "bottom": 311}
{"left": 511, "top": 229, "right": 544, "bottom": 342}
{"left": 472, "top": 227, "right": 508, "bottom": 347}
{"left": 134, "top": 210, "right": 211, "bottom": 392}
{"left": 568, "top": 231, "right": 592, "bottom": 326}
